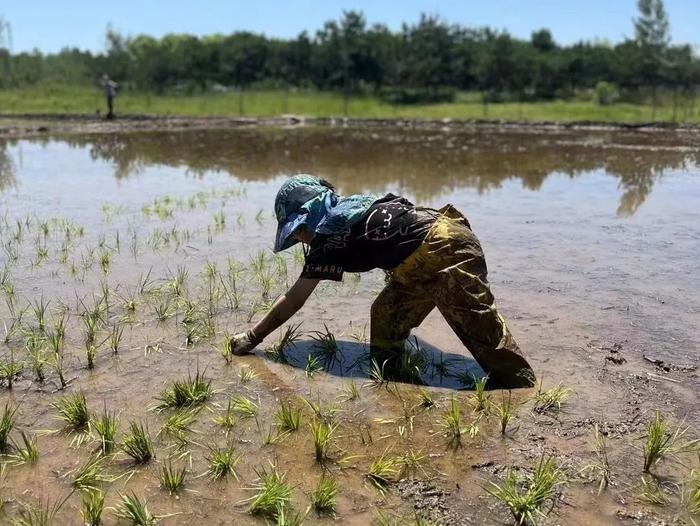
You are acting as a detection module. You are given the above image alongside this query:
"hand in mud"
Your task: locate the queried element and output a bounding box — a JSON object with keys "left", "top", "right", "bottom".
{"left": 229, "top": 330, "right": 260, "bottom": 356}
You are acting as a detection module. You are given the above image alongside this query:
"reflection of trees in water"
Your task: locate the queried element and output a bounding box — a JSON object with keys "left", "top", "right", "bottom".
{"left": 59, "top": 128, "right": 700, "bottom": 216}
{"left": 0, "top": 143, "right": 17, "bottom": 193}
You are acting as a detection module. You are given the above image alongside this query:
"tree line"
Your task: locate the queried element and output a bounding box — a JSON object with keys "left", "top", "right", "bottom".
{"left": 1, "top": 0, "right": 698, "bottom": 104}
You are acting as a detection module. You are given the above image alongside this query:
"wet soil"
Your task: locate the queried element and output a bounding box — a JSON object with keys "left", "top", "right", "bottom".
{"left": 0, "top": 125, "right": 698, "bottom": 525}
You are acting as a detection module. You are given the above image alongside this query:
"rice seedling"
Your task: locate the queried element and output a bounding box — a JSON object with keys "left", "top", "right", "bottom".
{"left": 637, "top": 475, "right": 671, "bottom": 506}
{"left": 213, "top": 399, "right": 237, "bottom": 433}
{"left": 311, "top": 324, "right": 342, "bottom": 369}
{"left": 53, "top": 391, "right": 90, "bottom": 432}
{"left": 99, "top": 250, "right": 111, "bottom": 274}
{"left": 310, "top": 419, "right": 337, "bottom": 463}
{"left": 206, "top": 442, "right": 241, "bottom": 480}
{"left": 272, "top": 504, "right": 305, "bottom": 526}
{"left": 302, "top": 397, "right": 341, "bottom": 425}
{"left": 685, "top": 467, "right": 700, "bottom": 515}
{"left": 305, "top": 354, "right": 323, "bottom": 377}
{"left": 239, "top": 367, "right": 258, "bottom": 384}
{"left": 642, "top": 410, "right": 697, "bottom": 473}
{"left": 159, "top": 407, "right": 201, "bottom": 446}
{"left": 311, "top": 474, "right": 338, "bottom": 515}
{"left": 153, "top": 300, "right": 172, "bottom": 322}
{"left": 249, "top": 250, "right": 269, "bottom": 276}
{"left": 213, "top": 210, "right": 226, "bottom": 231}
{"left": 231, "top": 395, "right": 258, "bottom": 418}
{"left": 365, "top": 358, "right": 388, "bottom": 389}
{"left": 0, "top": 350, "right": 23, "bottom": 389}
{"left": 25, "top": 334, "right": 48, "bottom": 383}
{"left": 160, "top": 459, "right": 187, "bottom": 494}
{"left": 417, "top": 389, "right": 435, "bottom": 408}
{"left": 0, "top": 403, "right": 18, "bottom": 452}
{"left": 470, "top": 375, "right": 490, "bottom": 412}
{"left": 30, "top": 296, "right": 50, "bottom": 334}
{"left": 91, "top": 406, "right": 119, "bottom": 455}
{"left": 12, "top": 494, "right": 70, "bottom": 526}
{"left": 81, "top": 299, "right": 104, "bottom": 349}
{"left": 579, "top": 424, "right": 611, "bottom": 494}
{"left": 154, "top": 369, "right": 213, "bottom": 411}
{"left": 113, "top": 492, "right": 159, "bottom": 526}
{"left": 396, "top": 449, "right": 427, "bottom": 479}
{"left": 349, "top": 321, "right": 368, "bottom": 344}
{"left": 247, "top": 463, "right": 292, "bottom": 518}
{"left": 275, "top": 400, "right": 302, "bottom": 432}
{"left": 439, "top": 397, "right": 468, "bottom": 448}
{"left": 398, "top": 338, "right": 428, "bottom": 383}
{"left": 80, "top": 489, "right": 105, "bottom": 526}
{"left": 343, "top": 380, "right": 361, "bottom": 401}
{"left": 486, "top": 455, "right": 566, "bottom": 526}
{"left": 72, "top": 454, "right": 114, "bottom": 491}
{"left": 8, "top": 431, "right": 39, "bottom": 464}
{"left": 266, "top": 323, "right": 303, "bottom": 363}
{"left": 47, "top": 327, "right": 64, "bottom": 357}
{"left": 86, "top": 344, "right": 98, "bottom": 370}
{"left": 170, "top": 265, "right": 188, "bottom": 297}
{"left": 108, "top": 322, "right": 124, "bottom": 354}
{"left": 121, "top": 421, "right": 154, "bottom": 463}
{"left": 367, "top": 449, "right": 399, "bottom": 493}
{"left": 533, "top": 382, "right": 572, "bottom": 413}
{"left": 493, "top": 391, "right": 516, "bottom": 436}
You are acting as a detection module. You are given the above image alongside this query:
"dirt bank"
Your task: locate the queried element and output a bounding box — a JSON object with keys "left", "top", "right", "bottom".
{"left": 2, "top": 112, "right": 700, "bottom": 139}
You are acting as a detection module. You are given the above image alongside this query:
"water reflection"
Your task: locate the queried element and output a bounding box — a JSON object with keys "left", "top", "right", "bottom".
{"left": 0, "top": 144, "right": 17, "bottom": 193}
{"left": 4, "top": 127, "right": 699, "bottom": 215}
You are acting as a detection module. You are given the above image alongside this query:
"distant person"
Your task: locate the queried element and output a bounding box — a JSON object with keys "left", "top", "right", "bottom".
{"left": 229, "top": 174, "right": 536, "bottom": 388}
{"left": 100, "top": 74, "right": 118, "bottom": 119}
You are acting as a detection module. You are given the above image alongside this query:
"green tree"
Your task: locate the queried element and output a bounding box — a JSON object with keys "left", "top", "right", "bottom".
{"left": 634, "top": 0, "right": 671, "bottom": 113}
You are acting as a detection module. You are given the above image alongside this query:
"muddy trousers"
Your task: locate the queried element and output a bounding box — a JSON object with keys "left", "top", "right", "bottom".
{"left": 370, "top": 206, "right": 536, "bottom": 388}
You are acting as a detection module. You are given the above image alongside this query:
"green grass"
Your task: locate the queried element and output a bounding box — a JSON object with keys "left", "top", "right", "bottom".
{"left": 1, "top": 86, "right": 699, "bottom": 123}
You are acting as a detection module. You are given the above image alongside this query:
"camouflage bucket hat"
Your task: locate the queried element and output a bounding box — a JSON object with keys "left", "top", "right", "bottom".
{"left": 273, "top": 174, "right": 328, "bottom": 252}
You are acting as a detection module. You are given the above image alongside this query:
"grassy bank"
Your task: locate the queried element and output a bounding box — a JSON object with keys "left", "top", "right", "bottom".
{"left": 1, "top": 85, "right": 699, "bottom": 123}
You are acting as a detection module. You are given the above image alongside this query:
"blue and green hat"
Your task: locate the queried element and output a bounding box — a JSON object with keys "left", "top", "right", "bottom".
{"left": 273, "top": 174, "right": 329, "bottom": 252}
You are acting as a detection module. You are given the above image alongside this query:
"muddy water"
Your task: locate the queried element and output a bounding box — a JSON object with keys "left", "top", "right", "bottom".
{"left": 0, "top": 126, "right": 699, "bottom": 525}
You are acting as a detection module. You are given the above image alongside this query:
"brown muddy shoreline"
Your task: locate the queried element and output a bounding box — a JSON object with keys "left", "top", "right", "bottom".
{"left": 2, "top": 113, "right": 700, "bottom": 139}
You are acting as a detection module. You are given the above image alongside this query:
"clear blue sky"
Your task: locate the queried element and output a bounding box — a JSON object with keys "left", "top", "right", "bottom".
{"left": 2, "top": 0, "right": 698, "bottom": 54}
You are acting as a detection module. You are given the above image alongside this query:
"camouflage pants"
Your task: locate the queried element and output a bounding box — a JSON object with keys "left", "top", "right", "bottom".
{"left": 370, "top": 205, "right": 536, "bottom": 388}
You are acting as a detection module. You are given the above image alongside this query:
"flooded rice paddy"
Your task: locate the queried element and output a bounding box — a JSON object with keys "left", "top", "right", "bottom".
{"left": 0, "top": 125, "right": 699, "bottom": 525}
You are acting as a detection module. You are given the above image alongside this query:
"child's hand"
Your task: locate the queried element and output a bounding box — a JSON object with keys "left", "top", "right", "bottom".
{"left": 230, "top": 330, "right": 261, "bottom": 355}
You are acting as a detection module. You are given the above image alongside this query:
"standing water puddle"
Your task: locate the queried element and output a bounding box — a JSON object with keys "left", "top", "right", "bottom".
{"left": 0, "top": 126, "right": 699, "bottom": 524}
